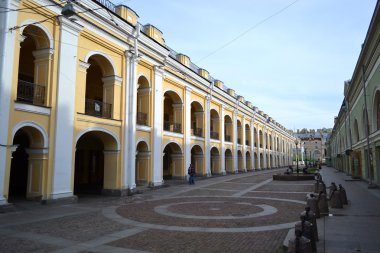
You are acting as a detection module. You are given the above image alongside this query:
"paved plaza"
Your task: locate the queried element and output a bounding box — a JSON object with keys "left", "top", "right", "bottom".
{"left": 0, "top": 167, "right": 380, "bottom": 253}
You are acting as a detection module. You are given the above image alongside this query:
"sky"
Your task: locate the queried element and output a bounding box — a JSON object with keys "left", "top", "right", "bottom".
{"left": 112, "top": 0, "right": 377, "bottom": 131}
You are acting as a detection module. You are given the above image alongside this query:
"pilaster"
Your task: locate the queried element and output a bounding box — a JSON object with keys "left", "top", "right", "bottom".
{"left": 185, "top": 87, "right": 192, "bottom": 174}
{"left": 220, "top": 105, "right": 226, "bottom": 174}
{"left": 233, "top": 109, "right": 238, "bottom": 173}
{"left": 205, "top": 95, "right": 211, "bottom": 176}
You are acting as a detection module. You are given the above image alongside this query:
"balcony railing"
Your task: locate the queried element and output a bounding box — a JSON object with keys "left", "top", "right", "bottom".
{"left": 225, "top": 135, "right": 231, "bottom": 142}
{"left": 85, "top": 98, "right": 112, "bottom": 119}
{"left": 210, "top": 131, "right": 219, "bottom": 140}
{"left": 192, "top": 128, "right": 202, "bottom": 137}
{"left": 137, "top": 112, "right": 148, "bottom": 126}
{"left": 164, "top": 121, "right": 182, "bottom": 133}
{"left": 16, "top": 80, "right": 45, "bottom": 105}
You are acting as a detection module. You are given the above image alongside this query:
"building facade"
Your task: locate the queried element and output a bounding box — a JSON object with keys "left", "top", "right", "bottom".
{"left": 329, "top": 2, "right": 380, "bottom": 186}
{"left": 0, "top": 0, "right": 295, "bottom": 205}
{"left": 294, "top": 133, "right": 329, "bottom": 164}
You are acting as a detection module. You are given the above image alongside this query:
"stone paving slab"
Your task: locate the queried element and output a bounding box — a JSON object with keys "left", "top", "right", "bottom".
{"left": 175, "top": 188, "right": 236, "bottom": 197}
{"left": 0, "top": 235, "right": 61, "bottom": 253}
{"left": 107, "top": 229, "right": 288, "bottom": 253}
{"left": 115, "top": 196, "right": 304, "bottom": 228}
{"left": 10, "top": 211, "right": 130, "bottom": 242}
{"left": 256, "top": 184, "right": 314, "bottom": 192}
{"left": 205, "top": 182, "right": 255, "bottom": 191}
{"left": 243, "top": 191, "right": 308, "bottom": 201}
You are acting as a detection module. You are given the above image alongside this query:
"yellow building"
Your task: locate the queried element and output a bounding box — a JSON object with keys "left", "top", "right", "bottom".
{"left": 0, "top": 0, "right": 296, "bottom": 205}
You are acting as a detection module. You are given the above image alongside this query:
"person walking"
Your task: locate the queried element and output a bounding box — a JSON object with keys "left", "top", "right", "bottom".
{"left": 188, "top": 164, "right": 195, "bottom": 185}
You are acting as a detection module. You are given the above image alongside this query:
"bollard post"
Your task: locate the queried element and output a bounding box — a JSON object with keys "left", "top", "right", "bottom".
{"left": 329, "top": 189, "right": 343, "bottom": 208}
{"left": 318, "top": 191, "right": 329, "bottom": 216}
{"left": 301, "top": 207, "right": 319, "bottom": 241}
{"left": 338, "top": 184, "right": 348, "bottom": 205}
{"left": 287, "top": 229, "right": 313, "bottom": 253}
{"left": 307, "top": 194, "right": 320, "bottom": 218}
{"left": 295, "top": 216, "right": 317, "bottom": 253}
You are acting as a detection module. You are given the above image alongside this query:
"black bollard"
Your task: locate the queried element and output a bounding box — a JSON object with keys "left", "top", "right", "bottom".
{"left": 301, "top": 207, "right": 319, "bottom": 241}
{"left": 295, "top": 216, "right": 317, "bottom": 253}
{"left": 287, "top": 229, "right": 313, "bottom": 253}
{"left": 330, "top": 189, "right": 343, "bottom": 208}
{"left": 338, "top": 184, "right": 348, "bottom": 205}
{"left": 307, "top": 194, "right": 320, "bottom": 218}
{"left": 318, "top": 191, "right": 329, "bottom": 216}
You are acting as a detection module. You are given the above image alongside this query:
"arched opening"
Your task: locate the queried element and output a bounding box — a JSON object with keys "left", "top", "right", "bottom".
{"left": 254, "top": 152, "right": 258, "bottom": 169}
{"left": 277, "top": 137, "right": 280, "bottom": 151}
{"left": 269, "top": 134, "right": 272, "bottom": 150}
{"left": 259, "top": 130, "right": 263, "bottom": 148}
{"left": 191, "top": 102, "right": 204, "bottom": 137}
{"left": 163, "top": 91, "right": 183, "bottom": 133}
{"left": 210, "top": 147, "right": 220, "bottom": 175}
{"left": 254, "top": 127, "right": 258, "bottom": 147}
{"left": 17, "top": 25, "right": 51, "bottom": 106}
{"left": 74, "top": 131, "right": 118, "bottom": 195}
{"left": 245, "top": 124, "right": 251, "bottom": 146}
{"left": 270, "top": 154, "right": 273, "bottom": 168}
{"left": 85, "top": 55, "right": 115, "bottom": 119}
{"left": 210, "top": 109, "right": 220, "bottom": 140}
{"left": 225, "top": 149, "right": 233, "bottom": 173}
{"left": 136, "top": 76, "right": 151, "bottom": 126}
{"left": 363, "top": 108, "right": 370, "bottom": 137}
{"left": 136, "top": 141, "right": 150, "bottom": 186}
{"left": 238, "top": 150, "right": 244, "bottom": 171}
{"left": 9, "top": 126, "right": 45, "bottom": 201}
{"left": 246, "top": 151, "right": 252, "bottom": 170}
{"left": 259, "top": 153, "right": 264, "bottom": 169}
{"left": 224, "top": 115, "right": 233, "bottom": 142}
{"left": 163, "top": 142, "right": 183, "bottom": 180}
{"left": 237, "top": 120, "right": 242, "bottom": 145}
{"left": 191, "top": 145, "right": 204, "bottom": 175}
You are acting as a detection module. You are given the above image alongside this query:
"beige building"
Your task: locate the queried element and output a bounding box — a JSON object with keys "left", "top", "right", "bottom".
{"left": 0, "top": 0, "right": 295, "bottom": 205}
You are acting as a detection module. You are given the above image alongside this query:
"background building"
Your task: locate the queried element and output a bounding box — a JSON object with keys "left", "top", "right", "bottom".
{"left": 328, "top": 2, "right": 380, "bottom": 186}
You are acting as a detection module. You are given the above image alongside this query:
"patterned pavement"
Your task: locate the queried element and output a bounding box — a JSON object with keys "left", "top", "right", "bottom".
{"left": 0, "top": 168, "right": 315, "bottom": 253}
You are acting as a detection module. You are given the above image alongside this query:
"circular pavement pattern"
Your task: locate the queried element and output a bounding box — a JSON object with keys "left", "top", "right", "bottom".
{"left": 103, "top": 196, "right": 306, "bottom": 233}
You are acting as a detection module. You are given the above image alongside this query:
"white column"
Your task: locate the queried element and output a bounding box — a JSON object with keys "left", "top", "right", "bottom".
{"left": 51, "top": 17, "right": 82, "bottom": 199}
{"left": 205, "top": 95, "right": 211, "bottom": 176}
{"left": 233, "top": 110, "right": 238, "bottom": 173}
{"left": 242, "top": 117, "right": 246, "bottom": 172}
{"left": 220, "top": 105, "right": 226, "bottom": 174}
{"left": 185, "top": 87, "right": 192, "bottom": 175}
{"left": 263, "top": 126, "right": 267, "bottom": 168}
{"left": 257, "top": 127, "right": 261, "bottom": 169}
{"left": 0, "top": 0, "right": 21, "bottom": 204}
{"left": 251, "top": 118, "right": 255, "bottom": 170}
{"left": 124, "top": 52, "right": 138, "bottom": 192}
{"left": 152, "top": 66, "right": 164, "bottom": 186}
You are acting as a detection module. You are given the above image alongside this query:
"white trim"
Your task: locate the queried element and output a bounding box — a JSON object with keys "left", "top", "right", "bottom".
{"left": 12, "top": 121, "right": 49, "bottom": 148}
{"left": 163, "top": 88, "right": 183, "bottom": 103}
{"left": 76, "top": 127, "right": 121, "bottom": 150}
{"left": 163, "top": 131, "right": 183, "bottom": 139}
{"left": 19, "top": 19, "right": 54, "bottom": 49}
{"left": 14, "top": 102, "right": 51, "bottom": 115}
{"left": 137, "top": 74, "right": 151, "bottom": 87}
{"left": 136, "top": 125, "right": 152, "bottom": 132}
{"left": 50, "top": 191, "right": 74, "bottom": 199}
{"left": 84, "top": 51, "right": 117, "bottom": 76}
{"left": 162, "top": 140, "right": 183, "bottom": 153}
{"left": 136, "top": 138, "right": 150, "bottom": 151}
{"left": 191, "top": 136, "right": 205, "bottom": 141}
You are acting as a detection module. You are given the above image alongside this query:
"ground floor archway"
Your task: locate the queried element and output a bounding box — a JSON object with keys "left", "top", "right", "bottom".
{"left": 238, "top": 150, "right": 244, "bottom": 171}
{"left": 191, "top": 145, "right": 204, "bottom": 176}
{"left": 210, "top": 147, "right": 220, "bottom": 175}
{"left": 225, "top": 149, "right": 233, "bottom": 173}
{"left": 74, "top": 130, "right": 119, "bottom": 195}
{"left": 136, "top": 141, "right": 151, "bottom": 186}
{"left": 246, "top": 151, "right": 252, "bottom": 170}
{"left": 163, "top": 142, "right": 183, "bottom": 180}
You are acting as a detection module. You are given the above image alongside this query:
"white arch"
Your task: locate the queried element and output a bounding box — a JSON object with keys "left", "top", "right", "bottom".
{"left": 371, "top": 87, "right": 380, "bottom": 130}
{"left": 84, "top": 51, "right": 117, "bottom": 76}
{"left": 19, "top": 20, "right": 54, "bottom": 49}
{"left": 137, "top": 74, "right": 151, "bottom": 87}
{"left": 190, "top": 100, "right": 204, "bottom": 111}
{"left": 136, "top": 137, "right": 150, "bottom": 151}
{"left": 162, "top": 140, "right": 183, "bottom": 153}
{"left": 76, "top": 127, "right": 120, "bottom": 150}
{"left": 190, "top": 144, "right": 204, "bottom": 154}
{"left": 12, "top": 121, "right": 49, "bottom": 148}
{"left": 163, "top": 89, "right": 183, "bottom": 103}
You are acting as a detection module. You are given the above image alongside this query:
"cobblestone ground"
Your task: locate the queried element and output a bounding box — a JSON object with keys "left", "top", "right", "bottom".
{"left": 0, "top": 168, "right": 315, "bottom": 253}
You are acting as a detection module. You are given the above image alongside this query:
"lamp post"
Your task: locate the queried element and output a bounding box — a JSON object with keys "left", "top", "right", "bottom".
{"left": 295, "top": 139, "right": 299, "bottom": 174}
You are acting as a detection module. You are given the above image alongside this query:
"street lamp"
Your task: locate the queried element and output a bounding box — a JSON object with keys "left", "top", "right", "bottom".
{"left": 295, "top": 139, "right": 299, "bottom": 174}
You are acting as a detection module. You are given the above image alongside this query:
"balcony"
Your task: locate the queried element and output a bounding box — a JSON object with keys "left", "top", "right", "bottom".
{"left": 85, "top": 98, "right": 112, "bottom": 119}
{"left": 137, "top": 112, "right": 148, "bottom": 126}
{"left": 210, "top": 131, "right": 219, "bottom": 140}
{"left": 16, "top": 80, "right": 45, "bottom": 105}
{"left": 225, "top": 135, "right": 231, "bottom": 142}
{"left": 164, "top": 121, "right": 182, "bottom": 134}
{"left": 192, "top": 128, "right": 202, "bottom": 137}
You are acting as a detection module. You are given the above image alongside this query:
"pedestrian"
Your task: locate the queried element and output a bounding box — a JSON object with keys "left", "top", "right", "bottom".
{"left": 188, "top": 164, "right": 195, "bottom": 185}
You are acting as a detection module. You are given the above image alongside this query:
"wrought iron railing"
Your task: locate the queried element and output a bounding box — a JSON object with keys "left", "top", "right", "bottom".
{"left": 164, "top": 121, "right": 182, "bottom": 133}
{"left": 137, "top": 112, "right": 148, "bottom": 126}
{"left": 192, "top": 128, "right": 202, "bottom": 137}
{"left": 210, "top": 131, "right": 219, "bottom": 140}
{"left": 16, "top": 80, "right": 45, "bottom": 105}
{"left": 85, "top": 98, "right": 112, "bottom": 119}
{"left": 225, "top": 135, "right": 231, "bottom": 142}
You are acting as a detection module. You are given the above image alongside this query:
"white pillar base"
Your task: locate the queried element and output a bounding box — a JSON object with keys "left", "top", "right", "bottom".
{"left": 0, "top": 197, "right": 8, "bottom": 205}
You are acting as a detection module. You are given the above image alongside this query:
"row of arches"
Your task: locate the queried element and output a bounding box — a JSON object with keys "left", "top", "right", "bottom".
{"left": 7, "top": 122, "right": 290, "bottom": 201}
